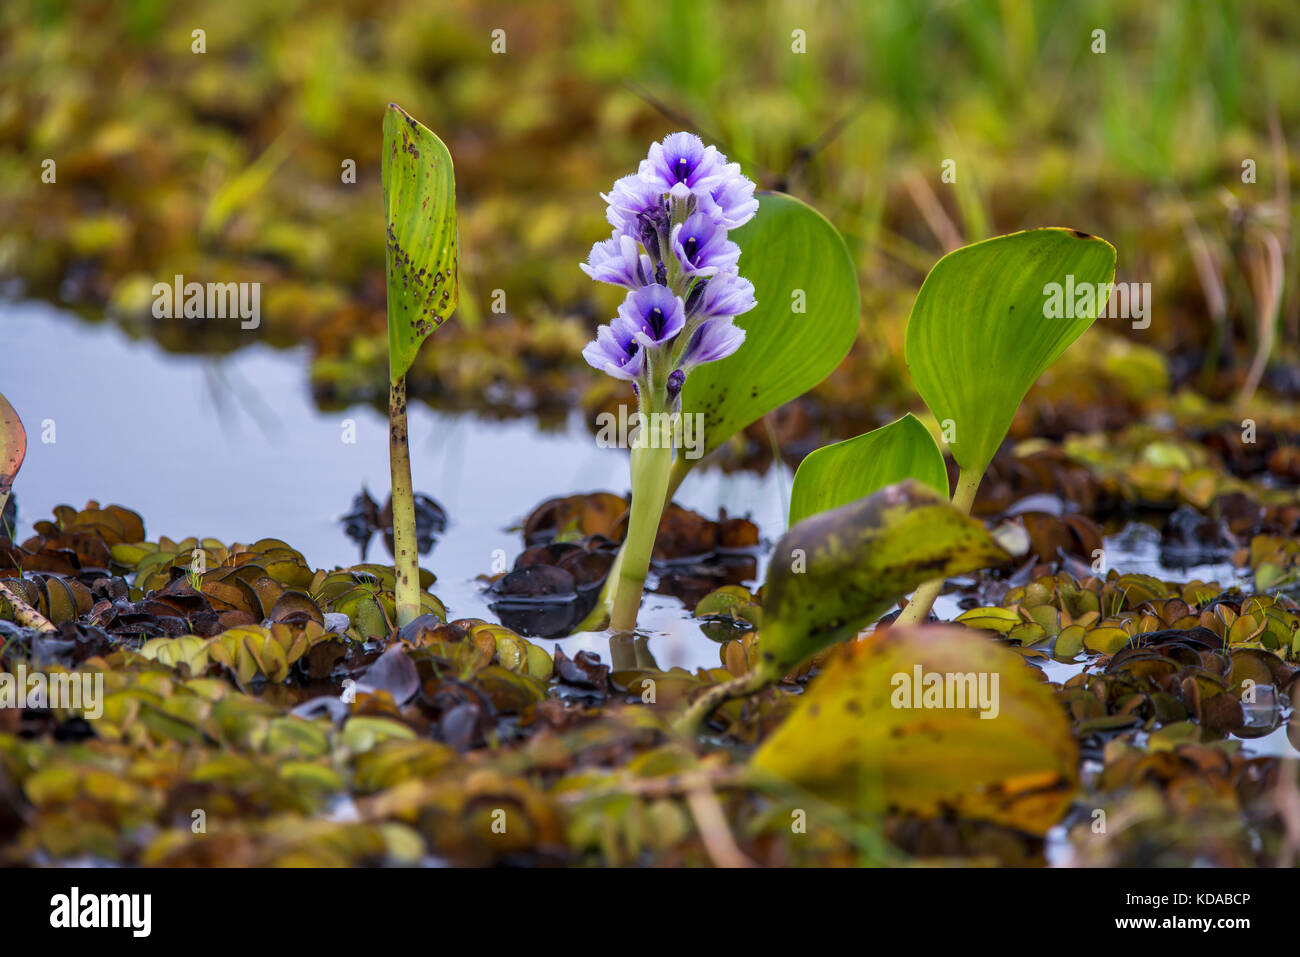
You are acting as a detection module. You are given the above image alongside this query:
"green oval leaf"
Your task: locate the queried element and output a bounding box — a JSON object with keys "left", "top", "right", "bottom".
{"left": 757, "top": 480, "right": 1009, "bottom": 678}
{"left": 787, "top": 413, "right": 947, "bottom": 527}
{"left": 905, "top": 228, "right": 1117, "bottom": 473}
{"left": 383, "top": 104, "right": 458, "bottom": 379}
{"left": 678, "top": 192, "right": 859, "bottom": 466}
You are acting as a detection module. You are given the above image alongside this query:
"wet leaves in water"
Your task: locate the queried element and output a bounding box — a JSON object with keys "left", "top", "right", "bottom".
{"left": 693, "top": 585, "right": 762, "bottom": 626}
{"left": 2, "top": 490, "right": 1298, "bottom": 867}
{"left": 553, "top": 647, "right": 610, "bottom": 694}
{"left": 491, "top": 492, "right": 761, "bottom": 636}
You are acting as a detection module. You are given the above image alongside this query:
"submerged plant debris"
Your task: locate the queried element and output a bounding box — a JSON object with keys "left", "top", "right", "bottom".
{"left": 1, "top": 492, "right": 1296, "bottom": 867}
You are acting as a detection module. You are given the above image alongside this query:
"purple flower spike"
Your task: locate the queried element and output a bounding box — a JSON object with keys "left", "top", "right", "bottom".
{"left": 639, "top": 133, "right": 728, "bottom": 202}
{"left": 687, "top": 272, "right": 757, "bottom": 321}
{"left": 582, "top": 321, "right": 645, "bottom": 381}
{"left": 580, "top": 234, "right": 653, "bottom": 288}
{"left": 676, "top": 318, "right": 746, "bottom": 372}
{"left": 617, "top": 284, "right": 685, "bottom": 348}
{"left": 582, "top": 133, "right": 758, "bottom": 386}
{"left": 670, "top": 211, "right": 740, "bottom": 278}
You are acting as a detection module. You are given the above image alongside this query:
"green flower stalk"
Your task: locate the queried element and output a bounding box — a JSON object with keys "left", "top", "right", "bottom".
{"left": 580, "top": 133, "right": 759, "bottom": 632}
{"left": 381, "top": 104, "right": 458, "bottom": 627}
{"left": 608, "top": 381, "right": 676, "bottom": 632}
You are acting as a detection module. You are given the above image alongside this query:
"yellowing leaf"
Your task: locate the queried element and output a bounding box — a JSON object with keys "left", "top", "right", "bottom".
{"left": 955, "top": 606, "right": 1023, "bottom": 634}
{"left": 752, "top": 625, "right": 1078, "bottom": 834}
{"left": 1083, "top": 626, "right": 1133, "bottom": 655}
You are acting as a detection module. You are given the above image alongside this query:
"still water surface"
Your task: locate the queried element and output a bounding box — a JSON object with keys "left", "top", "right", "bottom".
{"left": 6, "top": 300, "right": 1294, "bottom": 759}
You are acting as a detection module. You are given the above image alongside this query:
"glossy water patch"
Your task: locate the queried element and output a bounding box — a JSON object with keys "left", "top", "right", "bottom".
{"left": 5, "top": 300, "right": 789, "bottom": 672}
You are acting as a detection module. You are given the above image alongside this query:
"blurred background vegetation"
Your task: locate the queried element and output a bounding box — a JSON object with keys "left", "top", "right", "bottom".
{"left": 2, "top": 0, "right": 1297, "bottom": 453}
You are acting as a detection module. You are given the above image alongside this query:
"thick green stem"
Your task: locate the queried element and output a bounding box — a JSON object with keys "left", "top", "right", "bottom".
{"left": 388, "top": 375, "right": 421, "bottom": 628}
{"left": 573, "top": 548, "right": 623, "bottom": 632}
{"left": 576, "top": 453, "right": 683, "bottom": 632}
{"left": 609, "top": 420, "right": 675, "bottom": 632}
{"left": 893, "top": 465, "right": 983, "bottom": 626}
{"left": 573, "top": 463, "right": 668, "bottom": 634}
{"left": 665, "top": 455, "right": 691, "bottom": 503}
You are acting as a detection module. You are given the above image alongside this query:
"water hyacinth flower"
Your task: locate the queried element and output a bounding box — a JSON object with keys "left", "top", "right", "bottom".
{"left": 579, "top": 234, "right": 653, "bottom": 288}
{"left": 580, "top": 132, "right": 758, "bottom": 632}
{"left": 581, "top": 284, "right": 686, "bottom": 381}
{"left": 699, "top": 174, "right": 760, "bottom": 230}
{"left": 670, "top": 211, "right": 740, "bottom": 278}
{"left": 688, "top": 273, "right": 756, "bottom": 322}
{"left": 581, "top": 322, "right": 645, "bottom": 382}
{"left": 582, "top": 132, "right": 757, "bottom": 398}
{"left": 676, "top": 315, "right": 746, "bottom": 375}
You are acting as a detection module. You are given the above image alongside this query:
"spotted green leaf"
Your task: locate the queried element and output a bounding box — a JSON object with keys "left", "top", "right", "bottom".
{"left": 905, "top": 228, "right": 1117, "bottom": 473}
{"left": 787, "top": 413, "right": 948, "bottom": 527}
{"left": 756, "top": 481, "right": 1009, "bottom": 679}
{"left": 383, "top": 104, "right": 458, "bottom": 379}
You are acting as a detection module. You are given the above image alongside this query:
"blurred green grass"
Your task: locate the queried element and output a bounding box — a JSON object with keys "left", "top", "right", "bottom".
{"left": 1, "top": 0, "right": 1296, "bottom": 421}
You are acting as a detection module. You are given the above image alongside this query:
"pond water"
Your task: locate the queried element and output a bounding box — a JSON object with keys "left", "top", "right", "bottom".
{"left": 5, "top": 299, "right": 789, "bottom": 673}
{"left": 6, "top": 300, "right": 1295, "bottom": 759}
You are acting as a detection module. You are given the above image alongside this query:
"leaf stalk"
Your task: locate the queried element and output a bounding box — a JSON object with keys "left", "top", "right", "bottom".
{"left": 388, "top": 374, "right": 420, "bottom": 628}
{"left": 892, "top": 464, "right": 983, "bottom": 625}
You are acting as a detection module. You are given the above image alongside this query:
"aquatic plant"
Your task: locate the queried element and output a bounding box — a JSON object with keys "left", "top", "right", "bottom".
{"left": 785, "top": 229, "right": 1116, "bottom": 625}
{"left": 892, "top": 228, "right": 1116, "bottom": 623}
{"left": 580, "top": 135, "right": 860, "bottom": 631}
{"left": 579, "top": 133, "right": 758, "bottom": 632}
{"left": 381, "top": 104, "right": 458, "bottom": 627}
{"left": 669, "top": 228, "right": 1118, "bottom": 727}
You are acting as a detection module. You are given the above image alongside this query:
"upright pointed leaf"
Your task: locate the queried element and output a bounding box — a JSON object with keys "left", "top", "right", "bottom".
{"left": 752, "top": 625, "right": 1078, "bottom": 835}
{"left": 383, "top": 103, "right": 458, "bottom": 378}
{"left": 905, "top": 228, "right": 1116, "bottom": 473}
{"left": 678, "top": 192, "right": 859, "bottom": 464}
{"left": 788, "top": 413, "right": 948, "bottom": 526}
{"left": 756, "top": 481, "right": 1008, "bottom": 679}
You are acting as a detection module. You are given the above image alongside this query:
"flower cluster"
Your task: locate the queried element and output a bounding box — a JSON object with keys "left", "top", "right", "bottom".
{"left": 581, "top": 132, "right": 758, "bottom": 398}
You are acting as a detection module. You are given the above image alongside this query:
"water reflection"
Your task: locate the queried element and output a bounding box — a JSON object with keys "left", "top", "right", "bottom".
{"left": 339, "top": 487, "right": 448, "bottom": 562}
{"left": 5, "top": 299, "right": 788, "bottom": 672}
